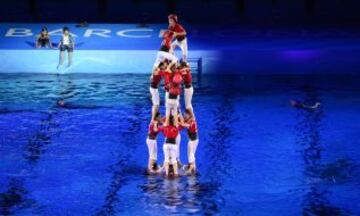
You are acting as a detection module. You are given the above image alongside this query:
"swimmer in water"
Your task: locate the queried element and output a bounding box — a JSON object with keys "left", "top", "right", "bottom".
{"left": 56, "top": 100, "right": 106, "bottom": 109}
{"left": 57, "top": 27, "right": 75, "bottom": 69}
{"left": 290, "top": 100, "right": 321, "bottom": 110}
{"left": 154, "top": 114, "right": 188, "bottom": 177}
{"left": 146, "top": 112, "right": 163, "bottom": 174}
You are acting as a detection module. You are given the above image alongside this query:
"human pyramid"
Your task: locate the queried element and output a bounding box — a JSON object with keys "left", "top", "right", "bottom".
{"left": 146, "top": 14, "right": 198, "bottom": 177}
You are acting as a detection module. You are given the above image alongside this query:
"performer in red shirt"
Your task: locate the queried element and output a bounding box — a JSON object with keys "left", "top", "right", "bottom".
{"left": 183, "top": 109, "right": 199, "bottom": 175}
{"left": 146, "top": 112, "right": 162, "bottom": 174}
{"left": 164, "top": 65, "right": 183, "bottom": 127}
{"left": 179, "top": 60, "right": 194, "bottom": 116}
{"left": 154, "top": 115, "right": 187, "bottom": 177}
{"left": 168, "top": 14, "right": 188, "bottom": 61}
{"left": 153, "top": 30, "right": 178, "bottom": 70}
{"left": 149, "top": 60, "right": 171, "bottom": 121}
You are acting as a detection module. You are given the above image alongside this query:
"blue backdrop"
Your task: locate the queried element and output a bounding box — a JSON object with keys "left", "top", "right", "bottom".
{"left": 0, "top": 23, "right": 360, "bottom": 74}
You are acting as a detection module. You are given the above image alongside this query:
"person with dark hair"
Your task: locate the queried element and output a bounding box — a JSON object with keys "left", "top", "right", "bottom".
{"left": 146, "top": 112, "right": 163, "bottom": 174}
{"left": 36, "top": 27, "right": 53, "bottom": 48}
{"left": 57, "top": 27, "right": 75, "bottom": 69}
{"left": 168, "top": 14, "right": 188, "bottom": 61}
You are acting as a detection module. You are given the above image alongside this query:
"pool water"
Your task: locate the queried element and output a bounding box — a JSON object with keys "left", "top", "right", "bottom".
{"left": 1, "top": 73, "right": 360, "bottom": 215}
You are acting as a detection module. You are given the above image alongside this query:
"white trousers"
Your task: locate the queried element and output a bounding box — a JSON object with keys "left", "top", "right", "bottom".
{"left": 163, "top": 143, "right": 178, "bottom": 164}
{"left": 176, "top": 134, "right": 181, "bottom": 162}
{"left": 146, "top": 138, "right": 157, "bottom": 160}
{"left": 184, "top": 86, "right": 194, "bottom": 110}
{"left": 188, "top": 139, "right": 199, "bottom": 163}
{"left": 165, "top": 92, "right": 180, "bottom": 117}
{"left": 149, "top": 87, "right": 160, "bottom": 106}
{"left": 153, "top": 51, "right": 178, "bottom": 69}
{"left": 171, "top": 38, "right": 188, "bottom": 60}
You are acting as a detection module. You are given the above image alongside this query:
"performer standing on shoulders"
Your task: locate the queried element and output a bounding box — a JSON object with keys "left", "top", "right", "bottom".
{"left": 153, "top": 30, "right": 178, "bottom": 70}
{"left": 150, "top": 61, "right": 167, "bottom": 121}
{"left": 179, "top": 60, "right": 195, "bottom": 116}
{"left": 168, "top": 14, "right": 188, "bottom": 61}
{"left": 164, "top": 64, "right": 183, "bottom": 125}
{"left": 154, "top": 114, "right": 188, "bottom": 177}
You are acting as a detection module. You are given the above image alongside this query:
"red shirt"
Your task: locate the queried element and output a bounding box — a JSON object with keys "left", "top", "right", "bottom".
{"left": 181, "top": 67, "right": 192, "bottom": 87}
{"left": 148, "top": 122, "right": 159, "bottom": 139}
{"left": 168, "top": 70, "right": 183, "bottom": 96}
{"left": 160, "top": 70, "right": 171, "bottom": 91}
{"left": 168, "top": 23, "right": 186, "bottom": 41}
{"left": 158, "top": 125, "right": 182, "bottom": 139}
{"left": 186, "top": 119, "right": 198, "bottom": 140}
{"left": 161, "top": 31, "right": 173, "bottom": 50}
{"left": 151, "top": 70, "right": 163, "bottom": 88}
{"left": 187, "top": 120, "right": 197, "bottom": 134}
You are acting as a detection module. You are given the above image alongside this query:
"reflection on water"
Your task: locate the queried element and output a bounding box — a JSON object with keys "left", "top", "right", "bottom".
{"left": 302, "top": 187, "right": 349, "bottom": 216}
{"left": 141, "top": 175, "right": 223, "bottom": 215}
{"left": 137, "top": 89, "right": 238, "bottom": 215}
{"left": 95, "top": 102, "right": 147, "bottom": 216}
{"left": 24, "top": 112, "right": 56, "bottom": 163}
{"left": 0, "top": 178, "right": 35, "bottom": 215}
{"left": 296, "top": 85, "right": 356, "bottom": 215}
{"left": 317, "top": 159, "right": 358, "bottom": 183}
{"left": 0, "top": 74, "right": 360, "bottom": 215}
{"left": 24, "top": 75, "right": 76, "bottom": 164}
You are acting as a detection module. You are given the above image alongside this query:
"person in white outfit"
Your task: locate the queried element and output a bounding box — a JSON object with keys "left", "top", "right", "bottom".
{"left": 57, "top": 27, "right": 74, "bottom": 69}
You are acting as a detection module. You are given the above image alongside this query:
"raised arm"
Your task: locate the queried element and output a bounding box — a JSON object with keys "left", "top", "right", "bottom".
{"left": 58, "top": 36, "right": 62, "bottom": 49}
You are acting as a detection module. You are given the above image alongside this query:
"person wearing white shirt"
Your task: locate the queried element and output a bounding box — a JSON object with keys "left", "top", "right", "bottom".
{"left": 57, "top": 27, "right": 75, "bottom": 69}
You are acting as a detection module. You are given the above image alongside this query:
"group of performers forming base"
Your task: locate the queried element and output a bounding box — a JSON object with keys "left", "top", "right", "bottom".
{"left": 146, "top": 14, "right": 198, "bottom": 177}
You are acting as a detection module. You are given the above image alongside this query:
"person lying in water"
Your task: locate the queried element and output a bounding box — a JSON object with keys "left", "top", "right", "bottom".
{"left": 0, "top": 108, "right": 33, "bottom": 114}
{"left": 56, "top": 100, "right": 108, "bottom": 109}
{"left": 290, "top": 100, "right": 321, "bottom": 110}
{"left": 154, "top": 114, "right": 189, "bottom": 177}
